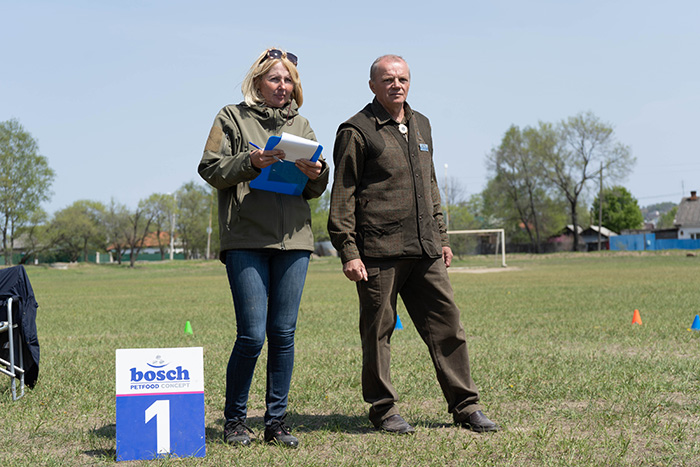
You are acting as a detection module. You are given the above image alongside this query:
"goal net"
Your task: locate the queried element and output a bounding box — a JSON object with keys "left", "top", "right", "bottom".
{"left": 447, "top": 229, "right": 507, "bottom": 267}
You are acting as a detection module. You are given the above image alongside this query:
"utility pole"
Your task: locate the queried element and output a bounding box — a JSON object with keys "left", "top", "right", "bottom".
{"left": 444, "top": 164, "right": 450, "bottom": 229}
{"left": 598, "top": 162, "right": 603, "bottom": 251}
{"left": 169, "top": 193, "right": 177, "bottom": 261}
{"left": 206, "top": 191, "right": 213, "bottom": 260}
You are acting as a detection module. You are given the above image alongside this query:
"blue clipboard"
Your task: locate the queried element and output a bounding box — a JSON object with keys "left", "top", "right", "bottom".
{"left": 249, "top": 135, "right": 323, "bottom": 196}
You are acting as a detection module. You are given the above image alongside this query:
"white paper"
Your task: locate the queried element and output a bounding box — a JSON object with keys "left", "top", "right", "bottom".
{"left": 274, "top": 132, "right": 320, "bottom": 162}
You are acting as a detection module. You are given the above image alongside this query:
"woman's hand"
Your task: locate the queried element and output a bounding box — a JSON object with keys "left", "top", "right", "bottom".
{"left": 295, "top": 158, "right": 323, "bottom": 180}
{"left": 250, "top": 148, "right": 285, "bottom": 169}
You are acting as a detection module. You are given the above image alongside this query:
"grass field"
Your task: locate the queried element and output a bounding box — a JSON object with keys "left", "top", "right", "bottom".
{"left": 1, "top": 252, "right": 699, "bottom": 466}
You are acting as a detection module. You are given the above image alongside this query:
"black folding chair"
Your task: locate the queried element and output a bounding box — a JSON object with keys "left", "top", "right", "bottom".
{"left": 0, "top": 265, "right": 40, "bottom": 401}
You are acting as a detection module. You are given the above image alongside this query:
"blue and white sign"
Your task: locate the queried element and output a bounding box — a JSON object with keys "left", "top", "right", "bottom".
{"left": 116, "top": 347, "right": 205, "bottom": 461}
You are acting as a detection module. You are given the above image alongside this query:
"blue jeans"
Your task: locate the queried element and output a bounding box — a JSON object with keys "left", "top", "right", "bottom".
{"left": 224, "top": 249, "right": 310, "bottom": 425}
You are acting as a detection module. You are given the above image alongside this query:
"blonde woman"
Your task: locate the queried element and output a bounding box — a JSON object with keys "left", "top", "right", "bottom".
{"left": 199, "top": 48, "right": 328, "bottom": 448}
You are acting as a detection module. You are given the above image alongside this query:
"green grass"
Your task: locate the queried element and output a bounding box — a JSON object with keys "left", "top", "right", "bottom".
{"left": 1, "top": 252, "right": 699, "bottom": 466}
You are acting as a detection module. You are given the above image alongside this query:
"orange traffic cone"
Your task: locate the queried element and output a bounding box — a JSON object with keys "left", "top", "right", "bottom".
{"left": 632, "top": 309, "right": 642, "bottom": 325}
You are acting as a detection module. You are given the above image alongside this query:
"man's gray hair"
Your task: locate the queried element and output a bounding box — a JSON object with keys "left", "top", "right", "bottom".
{"left": 369, "top": 54, "right": 409, "bottom": 80}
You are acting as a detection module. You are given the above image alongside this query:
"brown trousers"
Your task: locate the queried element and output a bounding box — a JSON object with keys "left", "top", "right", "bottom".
{"left": 357, "top": 256, "right": 483, "bottom": 427}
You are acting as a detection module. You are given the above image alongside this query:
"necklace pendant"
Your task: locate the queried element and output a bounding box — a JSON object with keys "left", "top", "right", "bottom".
{"left": 398, "top": 124, "right": 408, "bottom": 135}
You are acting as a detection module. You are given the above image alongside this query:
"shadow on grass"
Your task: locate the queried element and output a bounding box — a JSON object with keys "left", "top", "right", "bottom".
{"left": 88, "top": 413, "right": 371, "bottom": 457}
{"left": 86, "top": 424, "right": 117, "bottom": 461}
{"left": 84, "top": 449, "right": 117, "bottom": 462}
{"left": 287, "top": 412, "right": 372, "bottom": 434}
{"left": 209, "top": 413, "right": 372, "bottom": 440}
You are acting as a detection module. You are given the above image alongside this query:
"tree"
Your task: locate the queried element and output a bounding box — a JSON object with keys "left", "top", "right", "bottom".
{"left": 436, "top": 177, "right": 483, "bottom": 257}
{"left": 641, "top": 201, "right": 676, "bottom": 224}
{"left": 444, "top": 201, "right": 480, "bottom": 258}
{"left": 308, "top": 191, "right": 331, "bottom": 242}
{"left": 141, "top": 193, "right": 178, "bottom": 260}
{"left": 206, "top": 185, "right": 219, "bottom": 259}
{"left": 485, "top": 125, "right": 563, "bottom": 252}
{"left": 49, "top": 200, "right": 106, "bottom": 262}
{"left": 0, "top": 119, "right": 55, "bottom": 265}
{"left": 176, "top": 181, "right": 210, "bottom": 259}
{"left": 102, "top": 200, "right": 131, "bottom": 265}
{"left": 538, "top": 112, "right": 634, "bottom": 251}
{"left": 481, "top": 125, "right": 571, "bottom": 252}
{"left": 124, "top": 202, "right": 155, "bottom": 268}
{"left": 656, "top": 206, "right": 678, "bottom": 229}
{"left": 590, "top": 186, "right": 643, "bottom": 234}
{"left": 15, "top": 208, "right": 50, "bottom": 264}
{"left": 440, "top": 175, "right": 469, "bottom": 233}
{"left": 461, "top": 193, "right": 495, "bottom": 230}
{"left": 440, "top": 175, "right": 469, "bottom": 228}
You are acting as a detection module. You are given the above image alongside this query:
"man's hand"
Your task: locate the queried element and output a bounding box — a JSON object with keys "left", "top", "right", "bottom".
{"left": 343, "top": 258, "right": 368, "bottom": 281}
{"left": 442, "top": 246, "right": 453, "bottom": 268}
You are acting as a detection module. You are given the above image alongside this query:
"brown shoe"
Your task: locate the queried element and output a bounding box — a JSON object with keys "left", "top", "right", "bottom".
{"left": 377, "top": 414, "right": 415, "bottom": 434}
{"left": 459, "top": 410, "right": 499, "bottom": 433}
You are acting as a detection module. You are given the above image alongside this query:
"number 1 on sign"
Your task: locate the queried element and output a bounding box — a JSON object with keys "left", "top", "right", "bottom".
{"left": 145, "top": 400, "right": 170, "bottom": 454}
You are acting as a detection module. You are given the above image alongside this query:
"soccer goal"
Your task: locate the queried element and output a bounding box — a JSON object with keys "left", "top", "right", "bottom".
{"left": 447, "top": 229, "right": 507, "bottom": 268}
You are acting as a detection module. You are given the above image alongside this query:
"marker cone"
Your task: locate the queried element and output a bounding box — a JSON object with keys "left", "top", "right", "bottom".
{"left": 691, "top": 315, "right": 700, "bottom": 331}
{"left": 184, "top": 320, "right": 193, "bottom": 335}
{"left": 632, "top": 309, "right": 642, "bottom": 325}
{"left": 395, "top": 314, "right": 403, "bottom": 330}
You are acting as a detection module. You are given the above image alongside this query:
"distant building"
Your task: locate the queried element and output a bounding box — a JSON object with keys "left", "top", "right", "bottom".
{"left": 580, "top": 225, "right": 618, "bottom": 251}
{"left": 675, "top": 190, "right": 700, "bottom": 240}
{"left": 548, "top": 225, "right": 584, "bottom": 252}
{"left": 610, "top": 191, "right": 700, "bottom": 251}
{"left": 108, "top": 231, "right": 183, "bottom": 260}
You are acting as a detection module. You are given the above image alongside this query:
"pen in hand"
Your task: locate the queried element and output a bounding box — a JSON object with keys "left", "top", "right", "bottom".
{"left": 248, "top": 142, "right": 282, "bottom": 162}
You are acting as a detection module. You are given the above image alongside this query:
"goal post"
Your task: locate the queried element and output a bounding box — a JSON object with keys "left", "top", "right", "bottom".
{"left": 447, "top": 229, "right": 507, "bottom": 268}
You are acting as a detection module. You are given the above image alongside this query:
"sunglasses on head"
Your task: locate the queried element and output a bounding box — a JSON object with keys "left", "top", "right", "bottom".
{"left": 260, "top": 49, "right": 298, "bottom": 66}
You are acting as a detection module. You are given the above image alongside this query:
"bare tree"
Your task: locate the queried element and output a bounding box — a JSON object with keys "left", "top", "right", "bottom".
{"left": 103, "top": 200, "right": 130, "bottom": 265}
{"left": 141, "top": 193, "right": 177, "bottom": 260}
{"left": 440, "top": 175, "right": 468, "bottom": 230}
{"left": 124, "top": 202, "right": 155, "bottom": 268}
{"left": 538, "top": 112, "right": 634, "bottom": 251}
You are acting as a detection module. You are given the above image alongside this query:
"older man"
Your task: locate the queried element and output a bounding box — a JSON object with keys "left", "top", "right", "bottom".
{"left": 328, "top": 55, "right": 498, "bottom": 434}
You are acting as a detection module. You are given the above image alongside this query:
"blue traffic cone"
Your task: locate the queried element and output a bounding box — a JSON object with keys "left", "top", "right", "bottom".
{"left": 395, "top": 314, "right": 404, "bottom": 330}
{"left": 691, "top": 315, "right": 700, "bottom": 331}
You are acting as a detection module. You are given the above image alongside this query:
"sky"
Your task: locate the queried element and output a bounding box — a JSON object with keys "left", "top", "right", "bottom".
{"left": 2, "top": 0, "right": 699, "bottom": 215}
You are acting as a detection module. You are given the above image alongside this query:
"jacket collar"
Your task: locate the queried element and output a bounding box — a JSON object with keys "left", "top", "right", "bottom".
{"left": 243, "top": 99, "right": 300, "bottom": 125}
{"left": 371, "top": 97, "right": 412, "bottom": 126}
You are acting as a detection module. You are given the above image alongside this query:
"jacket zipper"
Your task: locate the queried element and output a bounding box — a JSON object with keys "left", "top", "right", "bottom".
{"left": 277, "top": 192, "right": 286, "bottom": 249}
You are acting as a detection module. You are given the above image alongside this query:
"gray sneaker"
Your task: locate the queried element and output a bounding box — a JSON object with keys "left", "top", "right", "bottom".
{"left": 264, "top": 418, "right": 299, "bottom": 448}
{"left": 223, "top": 419, "right": 254, "bottom": 446}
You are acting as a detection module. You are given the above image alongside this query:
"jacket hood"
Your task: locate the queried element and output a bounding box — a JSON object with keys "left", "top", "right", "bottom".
{"left": 242, "top": 100, "right": 300, "bottom": 127}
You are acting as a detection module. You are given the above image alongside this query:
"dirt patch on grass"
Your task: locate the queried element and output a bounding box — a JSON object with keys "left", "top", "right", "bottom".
{"left": 449, "top": 266, "right": 521, "bottom": 274}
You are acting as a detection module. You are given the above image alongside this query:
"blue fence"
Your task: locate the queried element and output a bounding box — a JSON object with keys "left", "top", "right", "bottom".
{"left": 610, "top": 233, "right": 700, "bottom": 251}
